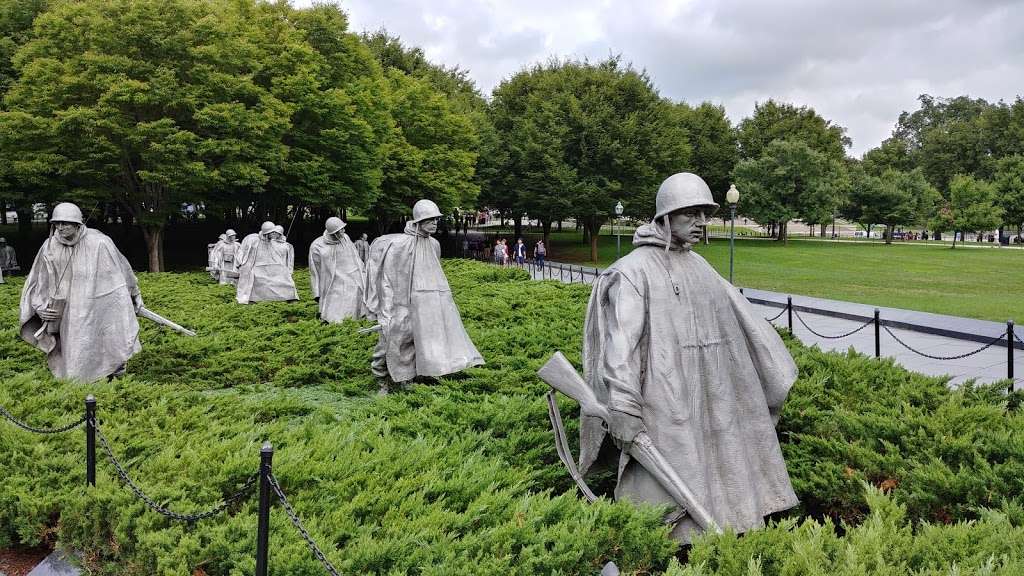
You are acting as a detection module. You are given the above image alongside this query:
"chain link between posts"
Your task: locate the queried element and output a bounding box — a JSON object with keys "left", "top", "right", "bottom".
{"left": 882, "top": 326, "right": 1006, "bottom": 361}
{"left": 793, "top": 309, "right": 874, "bottom": 340}
{"left": 0, "top": 406, "right": 85, "bottom": 434}
{"left": 764, "top": 306, "right": 787, "bottom": 322}
{"left": 267, "top": 473, "right": 341, "bottom": 576}
{"left": 91, "top": 418, "right": 257, "bottom": 522}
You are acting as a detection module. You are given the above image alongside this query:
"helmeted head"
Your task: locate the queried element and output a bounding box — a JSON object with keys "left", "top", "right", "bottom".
{"left": 260, "top": 221, "right": 275, "bottom": 235}
{"left": 654, "top": 173, "right": 719, "bottom": 220}
{"left": 360, "top": 233, "right": 368, "bottom": 241}
{"left": 411, "top": 199, "right": 443, "bottom": 223}
{"left": 218, "top": 234, "right": 227, "bottom": 242}
{"left": 225, "top": 229, "right": 237, "bottom": 241}
{"left": 325, "top": 217, "right": 346, "bottom": 235}
{"left": 51, "top": 202, "right": 84, "bottom": 225}
{"left": 0, "top": 237, "right": 6, "bottom": 244}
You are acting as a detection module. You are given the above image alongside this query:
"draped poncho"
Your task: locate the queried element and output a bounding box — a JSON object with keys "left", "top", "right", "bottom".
{"left": 309, "top": 231, "right": 365, "bottom": 323}
{"left": 364, "top": 222, "right": 484, "bottom": 382}
{"left": 235, "top": 232, "right": 298, "bottom": 304}
{"left": 580, "top": 222, "right": 799, "bottom": 543}
{"left": 19, "top": 228, "right": 141, "bottom": 382}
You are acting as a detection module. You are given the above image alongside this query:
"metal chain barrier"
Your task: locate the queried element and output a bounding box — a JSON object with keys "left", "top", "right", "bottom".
{"left": 764, "top": 306, "right": 787, "bottom": 322}
{"left": 91, "top": 418, "right": 257, "bottom": 522}
{"left": 793, "top": 309, "right": 874, "bottom": 340}
{"left": 1014, "top": 330, "right": 1024, "bottom": 345}
{"left": 882, "top": 326, "right": 1005, "bottom": 361}
{"left": 0, "top": 406, "right": 86, "bottom": 434}
{"left": 267, "top": 473, "right": 341, "bottom": 576}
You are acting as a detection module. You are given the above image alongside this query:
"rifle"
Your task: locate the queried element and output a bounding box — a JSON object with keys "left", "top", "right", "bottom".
{"left": 137, "top": 307, "right": 197, "bottom": 337}
{"left": 537, "top": 351, "right": 721, "bottom": 533}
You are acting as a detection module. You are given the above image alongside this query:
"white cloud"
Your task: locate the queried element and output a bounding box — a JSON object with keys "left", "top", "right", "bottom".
{"left": 305, "top": 0, "right": 1024, "bottom": 156}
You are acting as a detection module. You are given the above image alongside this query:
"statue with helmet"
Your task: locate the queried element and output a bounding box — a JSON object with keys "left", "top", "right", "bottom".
{"left": 0, "top": 237, "right": 19, "bottom": 278}
{"left": 207, "top": 229, "right": 240, "bottom": 285}
{"left": 364, "top": 199, "right": 484, "bottom": 393}
{"left": 539, "top": 173, "right": 799, "bottom": 544}
{"left": 309, "top": 216, "right": 366, "bottom": 323}
{"left": 235, "top": 221, "right": 299, "bottom": 304}
{"left": 18, "top": 202, "right": 145, "bottom": 381}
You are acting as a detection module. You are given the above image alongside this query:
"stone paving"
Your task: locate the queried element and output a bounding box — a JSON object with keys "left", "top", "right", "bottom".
{"left": 523, "top": 259, "right": 1022, "bottom": 390}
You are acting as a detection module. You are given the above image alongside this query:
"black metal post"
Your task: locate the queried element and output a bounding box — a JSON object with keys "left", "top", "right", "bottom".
{"left": 85, "top": 395, "right": 96, "bottom": 487}
{"left": 1008, "top": 320, "right": 1014, "bottom": 387}
{"left": 559, "top": 264, "right": 564, "bottom": 281}
{"left": 874, "top": 309, "right": 881, "bottom": 358}
{"left": 255, "top": 441, "right": 274, "bottom": 576}
{"left": 728, "top": 204, "right": 736, "bottom": 284}
{"left": 787, "top": 297, "right": 793, "bottom": 334}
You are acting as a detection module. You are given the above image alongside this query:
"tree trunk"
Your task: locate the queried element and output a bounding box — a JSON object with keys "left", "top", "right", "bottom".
{"left": 820, "top": 223, "right": 827, "bottom": 237}
{"left": 586, "top": 216, "right": 601, "bottom": 262}
{"left": 514, "top": 215, "right": 522, "bottom": 240}
{"left": 542, "top": 220, "right": 552, "bottom": 246}
{"left": 885, "top": 224, "right": 893, "bottom": 245}
{"left": 557, "top": 220, "right": 563, "bottom": 232}
{"left": 0, "top": 201, "right": 7, "bottom": 225}
{"left": 951, "top": 230, "right": 957, "bottom": 249}
{"left": 141, "top": 224, "right": 164, "bottom": 272}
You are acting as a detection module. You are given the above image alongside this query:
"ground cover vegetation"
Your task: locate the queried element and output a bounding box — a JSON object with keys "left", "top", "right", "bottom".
{"left": 1, "top": 260, "right": 1023, "bottom": 575}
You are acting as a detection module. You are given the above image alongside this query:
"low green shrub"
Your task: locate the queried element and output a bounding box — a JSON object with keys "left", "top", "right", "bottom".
{"left": 1, "top": 259, "right": 1022, "bottom": 575}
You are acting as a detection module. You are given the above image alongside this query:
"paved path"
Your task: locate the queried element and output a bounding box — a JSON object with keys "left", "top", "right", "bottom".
{"left": 520, "top": 259, "right": 1021, "bottom": 390}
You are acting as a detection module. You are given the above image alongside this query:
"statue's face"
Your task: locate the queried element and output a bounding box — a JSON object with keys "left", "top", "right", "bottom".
{"left": 420, "top": 218, "right": 439, "bottom": 235}
{"left": 667, "top": 207, "right": 708, "bottom": 248}
{"left": 54, "top": 221, "right": 81, "bottom": 241}
{"left": 267, "top": 231, "right": 282, "bottom": 241}
{"left": 226, "top": 235, "right": 236, "bottom": 243}
{"left": 329, "top": 229, "right": 344, "bottom": 241}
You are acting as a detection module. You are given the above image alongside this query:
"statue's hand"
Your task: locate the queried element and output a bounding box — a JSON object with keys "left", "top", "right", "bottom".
{"left": 37, "top": 307, "right": 61, "bottom": 322}
{"left": 132, "top": 293, "right": 145, "bottom": 313}
{"left": 609, "top": 409, "right": 645, "bottom": 447}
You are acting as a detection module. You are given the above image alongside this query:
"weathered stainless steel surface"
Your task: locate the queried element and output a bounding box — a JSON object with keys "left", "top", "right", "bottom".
{"left": 309, "top": 218, "right": 365, "bottom": 323}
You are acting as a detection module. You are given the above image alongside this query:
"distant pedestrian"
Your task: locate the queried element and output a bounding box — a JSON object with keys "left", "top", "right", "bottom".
{"left": 494, "top": 239, "right": 505, "bottom": 265}
{"left": 514, "top": 238, "right": 527, "bottom": 266}
{"left": 534, "top": 240, "right": 546, "bottom": 268}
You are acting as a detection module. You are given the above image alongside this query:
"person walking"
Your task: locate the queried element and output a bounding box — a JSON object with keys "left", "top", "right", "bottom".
{"left": 534, "top": 240, "right": 546, "bottom": 268}
{"left": 514, "top": 238, "right": 527, "bottom": 266}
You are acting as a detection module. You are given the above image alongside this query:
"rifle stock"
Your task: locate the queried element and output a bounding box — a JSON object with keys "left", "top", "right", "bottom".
{"left": 537, "top": 352, "right": 610, "bottom": 422}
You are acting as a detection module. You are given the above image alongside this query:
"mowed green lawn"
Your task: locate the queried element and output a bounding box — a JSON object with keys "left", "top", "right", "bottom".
{"left": 541, "top": 233, "right": 1024, "bottom": 322}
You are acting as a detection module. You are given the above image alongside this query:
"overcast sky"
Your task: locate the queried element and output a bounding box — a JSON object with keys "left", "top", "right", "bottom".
{"left": 301, "top": 0, "right": 1024, "bottom": 157}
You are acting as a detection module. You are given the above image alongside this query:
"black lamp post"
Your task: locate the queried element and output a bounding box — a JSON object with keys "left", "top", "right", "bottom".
{"left": 614, "top": 201, "right": 624, "bottom": 260}
{"left": 726, "top": 184, "right": 739, "bottom": 284}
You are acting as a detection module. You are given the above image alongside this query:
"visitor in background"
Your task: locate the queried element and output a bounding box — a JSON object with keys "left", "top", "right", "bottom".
{"left": 514, "top": 238, "right": 527, "bottom": 266}
{"left": 534, "top": 240, "right": 546, "bottom": 269}
{"left": 494, "top": 239, "right": 505, "bottom": 265}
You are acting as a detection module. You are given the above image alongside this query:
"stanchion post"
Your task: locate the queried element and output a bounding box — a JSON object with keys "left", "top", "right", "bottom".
{"left": 255, "top": 441, "right": 274, "bottom": 576}
{"left": 787, "top": 297, "right": 793, "bottom": 335}
{"left": 1008, "top": 320, "right": 1014, "bottom": 387}
{"left": 85, "top": 395, "right": 96, "bottom": 487}
{"left": 874, "top": 309, "right": 881, "bottom": 358}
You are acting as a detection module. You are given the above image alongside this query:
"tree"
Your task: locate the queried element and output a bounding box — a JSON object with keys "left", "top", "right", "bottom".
{"left": 736, "top": 99, "right": 850, "bottom": 161}
{"left": 843, "top": 168, "right": 940, "bottom": 244}
{"left": 674, "top": 101, "right": 738, "bottom": 203}
{"left": 861, "top": 137, "right": 914, "bottom": 176}
{"left": 731, "top": 139, "right": 835, "bottom": 243}
{"left": 489, "top": 57, "right": 690, "bottom": 261}
{"left": 993, "top": 155, "right": 1024, "bottom": 239}
{"left": 932, "top": 174, "right": 1004, "bottom": 248}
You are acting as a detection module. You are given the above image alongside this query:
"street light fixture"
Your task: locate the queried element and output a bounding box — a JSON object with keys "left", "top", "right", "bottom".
{"left": 614, "top": 201, "right": 624, "bottom": 260}
{"left": 726, "top": 184, "right": 740, "bottom": 284}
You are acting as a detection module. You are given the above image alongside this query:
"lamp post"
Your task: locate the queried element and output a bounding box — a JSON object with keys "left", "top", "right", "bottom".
{"left": 614, "top": 201, "right": 624, "bottom": 260}
{"left": 726, "top": 184, "right": 740, "bottom": 284}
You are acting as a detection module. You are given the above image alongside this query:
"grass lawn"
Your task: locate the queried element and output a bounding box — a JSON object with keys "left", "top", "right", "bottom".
{"left": 532, "top": 232, "right": 1024, "bottom": 322}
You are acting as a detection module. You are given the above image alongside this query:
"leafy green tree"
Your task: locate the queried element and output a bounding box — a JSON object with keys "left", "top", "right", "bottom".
{"left": 993, "top": 155, "right": 1024, "bottom": 239}
{"left": 861, "top": 137, "right": 914, "bottom": 176}
{"left": 982, "top": 97, "right": 1024, "bottom": 159}
{"left": 731, "top": 139, "right": 835, "bottom": 243}
{"left": 0, "top": 0, "right": 298, "bottom": 271}
{"left": 932, "top": 174, "right": 1004, "bottom": 248}
{"left": 489, "top": 57, "right": 690, "bottom": 261}
{"left": 736, "top": 99, "right": 850, "bottom": 161}
{"left": 843, "top": 168, "right": 940, "bottom": 244}
{"left": 674, "top": 101, "right": 739, "bottom": 205}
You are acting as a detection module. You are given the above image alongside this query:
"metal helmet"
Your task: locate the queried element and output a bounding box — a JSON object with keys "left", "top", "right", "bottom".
{"left": 218, "top": 234, "right": 226, "bottom": 241}
{"left": 654, "top": 173, "right": 719, "bottom": 220}
{"left": 273, "top": 225, "right": 284, "bottom": 236}
{"left": 50, "top": 202, "right": 84, "bottom": 224}
{"left": 411, "top": 199, "right": 443, "bottom": 223}
{"left": 0, "top": 237, "right": 6, "bottom": 243}
{"left": 259, "top": 221, "right": 275, "bottom": 235}
{"left": 325, "top": 217, "right": 346, "bottom": 234}
{"left": 225, "top": 229, "right": 237, "bottom": 238}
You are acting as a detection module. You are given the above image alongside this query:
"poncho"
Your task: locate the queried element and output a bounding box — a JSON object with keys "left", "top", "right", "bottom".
{"left": 210, "top": 240, "right": 239, "bottom": 285}
{"left": 580, "top": 222, "right": 798, "bottom": 543}
{"left": 19, "top": 228, "right": 141, "bottom": 381}
{"left": 365, "top": 222, "right": 484, "bottom": 382}
{"left": 235, "top": 232, "right": 298, "bottom": 304}
{"left": 309, "top": 231, "right": 365, "bottom": 323}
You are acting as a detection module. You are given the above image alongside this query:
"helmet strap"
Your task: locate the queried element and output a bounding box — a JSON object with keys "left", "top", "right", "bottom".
{"left": 663, "top": 215, "right": 671, "bottom": 252}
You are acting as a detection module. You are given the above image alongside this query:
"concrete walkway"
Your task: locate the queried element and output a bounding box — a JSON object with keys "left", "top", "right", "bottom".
{"left": 520, "top": 259, "right": 1021, "bottom": 390}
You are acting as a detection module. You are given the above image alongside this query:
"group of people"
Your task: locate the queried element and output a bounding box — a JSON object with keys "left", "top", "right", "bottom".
{"left": 12, "top": 175, "right": 800, "bottom": 547}
{"left": 490, "top": 238, "right": 545, "bottom": 267}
